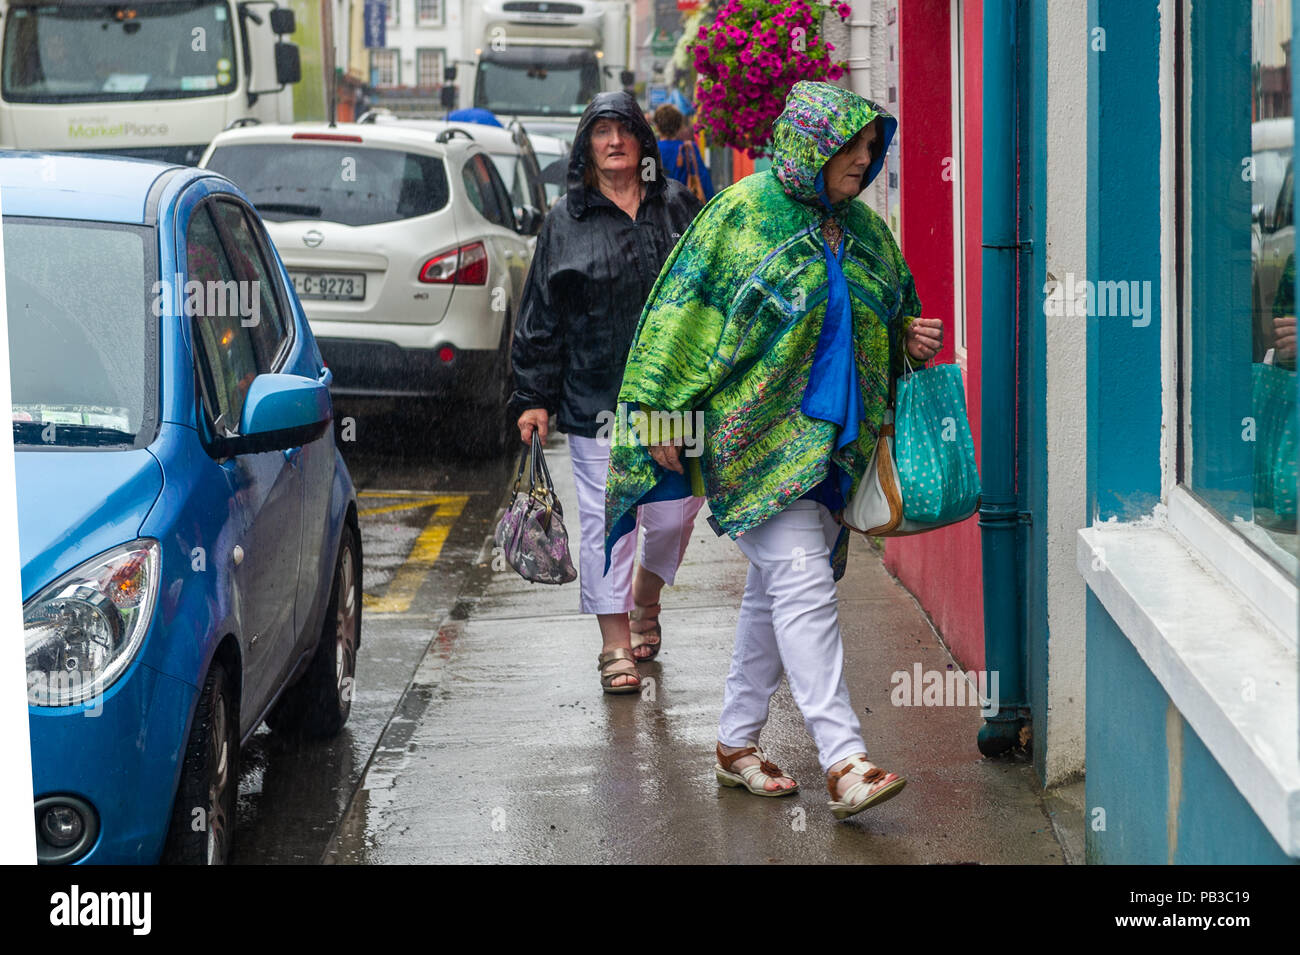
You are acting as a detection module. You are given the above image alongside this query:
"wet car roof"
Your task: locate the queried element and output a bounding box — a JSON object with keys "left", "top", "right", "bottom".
{"left": 0, "top": 152, "right": 206, "bottom": 224}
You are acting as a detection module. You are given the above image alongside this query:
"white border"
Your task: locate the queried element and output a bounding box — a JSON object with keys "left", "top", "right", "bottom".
{"left": 949, "top": 0, "right": 968, "bottom": 358}
{"left": 0, "top": 189, "right": 38, "bottom": 864}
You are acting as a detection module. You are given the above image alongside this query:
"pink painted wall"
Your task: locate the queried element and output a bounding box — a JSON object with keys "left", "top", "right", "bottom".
{"left": 884, "top": 0, "right": 986, "bottom": 671}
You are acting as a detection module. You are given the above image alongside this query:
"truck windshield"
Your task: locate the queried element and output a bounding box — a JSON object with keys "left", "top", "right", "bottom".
{"left": 475, "top": 56, "right": 599, "bottom": 116}
{"left": 2, "top": 1, "right": 237, "bottom": 104}
{"left": 4, "top": 218, "right": 152, "bottom": 447}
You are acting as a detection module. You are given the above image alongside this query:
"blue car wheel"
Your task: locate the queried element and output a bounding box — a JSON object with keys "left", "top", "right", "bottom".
{"left": 267, "top": 524, "right": 361, "bottom": 739}
{"left": 160, "top": 659, "right": 239, "bottom": 865}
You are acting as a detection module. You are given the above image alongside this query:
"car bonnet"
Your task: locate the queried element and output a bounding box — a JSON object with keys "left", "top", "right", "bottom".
{"left": 16, "top": 449, "right": 164, "bottom": 602}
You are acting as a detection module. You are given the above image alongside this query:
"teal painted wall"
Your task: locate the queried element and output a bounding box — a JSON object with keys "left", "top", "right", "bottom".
{"left": 1085, "top": 0, "right": 1163, "bottom": 523}
{"left": 1082, "top": 0, "right": 1293, "bottom": 863}
{"left": 1085, "top": 594, "right": 1295, "bottom": 864}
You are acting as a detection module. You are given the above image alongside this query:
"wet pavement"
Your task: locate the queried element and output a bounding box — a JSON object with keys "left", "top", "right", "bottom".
{"left": 230, "top": 411, "right": 513, "bottom": 864}
{"left": 233, "top": 420, "right": 1072, "bottom": 865}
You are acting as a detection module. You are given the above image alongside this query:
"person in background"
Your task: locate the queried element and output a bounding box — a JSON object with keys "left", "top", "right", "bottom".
{"left": 654, "top": 104, "right": 715, "bottom": 203}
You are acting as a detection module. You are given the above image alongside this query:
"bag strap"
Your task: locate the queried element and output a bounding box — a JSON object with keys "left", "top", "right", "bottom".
{"left": 891, "top": 322, "right": 926, "bottom": 404}
{"left": 529, "top": 431, "right": 543, "bottom": 491}
{"left": 530, "top": 431, "right": 558, "bottom": 497}
{"left": 511, "top": 441, "right": 529, "bottom": 493}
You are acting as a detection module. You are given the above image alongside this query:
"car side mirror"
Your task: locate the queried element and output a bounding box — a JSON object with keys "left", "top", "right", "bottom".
{"left": 515, "top": 205, "right": 543, "bottom": 236}
{"left": 275, "top": 43, "right": 302, "bottom": 86}
{"left": 270, "top": 8, "right": 296, "bottom": 35}
{"left": 214, "top": 374, "right": 331, "bottom": 457}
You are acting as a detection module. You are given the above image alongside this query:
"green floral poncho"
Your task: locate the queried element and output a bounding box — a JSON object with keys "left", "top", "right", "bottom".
{"left": 604, "top": 82, "right": 922, "bottom": 564}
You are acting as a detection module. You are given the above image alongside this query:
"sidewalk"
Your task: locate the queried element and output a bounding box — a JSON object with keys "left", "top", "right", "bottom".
{"left": 324, "top": 436, "right": 1071, "bottom": 864}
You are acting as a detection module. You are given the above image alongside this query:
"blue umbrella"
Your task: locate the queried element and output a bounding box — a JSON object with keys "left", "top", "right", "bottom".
{"left": 447, "top": 107, "right": 504, "bottom": 128}
{"left": 667, "top": 89, "right": 695, "bottom": 117}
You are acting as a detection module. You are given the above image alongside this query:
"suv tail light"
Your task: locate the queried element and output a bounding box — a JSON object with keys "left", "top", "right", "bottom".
{"left": 419, "top": 242, "right": 488, "bottom": 285}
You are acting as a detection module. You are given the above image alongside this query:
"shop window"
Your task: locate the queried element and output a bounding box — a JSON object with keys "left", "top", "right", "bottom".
{"left": 1184, "top": 0, "right": 1297, "bottom": 578}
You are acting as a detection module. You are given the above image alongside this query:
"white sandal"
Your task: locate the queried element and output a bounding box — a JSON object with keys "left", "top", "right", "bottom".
{"left": 826, "top": 754, "right": 906, "bottom": 819}
{"left": 714, "top": 743, "right": 799, "bottom": 797}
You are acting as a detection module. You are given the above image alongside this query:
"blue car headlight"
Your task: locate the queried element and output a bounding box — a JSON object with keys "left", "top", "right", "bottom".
{"left": 25, "top": 540, "right": 161, "bottom": 707}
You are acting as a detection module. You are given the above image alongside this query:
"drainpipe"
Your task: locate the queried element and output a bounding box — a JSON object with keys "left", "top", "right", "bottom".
{"left": 978, "top": 0, "right": 1028, "bottom": 756}
{"left": 843, "top": 0, "right": 876, "bottom": 101}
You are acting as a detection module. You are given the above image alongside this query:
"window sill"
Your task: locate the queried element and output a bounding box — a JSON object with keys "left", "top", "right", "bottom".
{"left": 1076, "top": 518, "right": 1300, "bottom": 857}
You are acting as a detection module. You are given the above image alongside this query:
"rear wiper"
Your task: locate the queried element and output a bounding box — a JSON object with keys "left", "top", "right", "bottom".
{"left": 254, "top": 202, "right": 323, "bottom": 217}
{"left": 13, "top": 421, "right": 136, "bottom": 447}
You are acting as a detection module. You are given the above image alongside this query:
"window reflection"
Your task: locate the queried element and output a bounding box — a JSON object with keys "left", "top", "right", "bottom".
{"left": 1249, "top": 2, "right": 1297, "bottom": 560}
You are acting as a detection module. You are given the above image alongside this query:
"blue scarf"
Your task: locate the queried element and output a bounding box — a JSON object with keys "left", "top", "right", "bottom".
{"left": 799, "top": 171, "right": 864, "bottom": 508}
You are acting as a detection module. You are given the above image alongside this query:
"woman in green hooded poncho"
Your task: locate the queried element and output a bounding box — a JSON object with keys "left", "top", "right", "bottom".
{"left": 604, "top": 82, "right": 942, "bottom": 820}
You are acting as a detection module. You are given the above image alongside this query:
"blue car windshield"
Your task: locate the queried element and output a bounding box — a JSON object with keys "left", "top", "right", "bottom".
{"left": 4, "top": 218, "right": 153, "bottom": 447}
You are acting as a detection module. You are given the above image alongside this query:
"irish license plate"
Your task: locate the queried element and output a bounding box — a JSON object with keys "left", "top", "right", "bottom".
{"left": 291, "top": 271, "right": 366, "bottom": 301}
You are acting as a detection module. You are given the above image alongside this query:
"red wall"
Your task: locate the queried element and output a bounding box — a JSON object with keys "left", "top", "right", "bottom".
{"left": 884, "top": 0, "right": 986, "bottom": 671}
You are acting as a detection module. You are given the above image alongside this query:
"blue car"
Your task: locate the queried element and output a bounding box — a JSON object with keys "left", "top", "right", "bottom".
{"left": 4, "top": 152, "right": 362, "bottom": 864}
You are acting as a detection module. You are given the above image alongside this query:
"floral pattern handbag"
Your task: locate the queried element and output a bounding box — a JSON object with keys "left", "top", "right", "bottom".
{"left": 494, "top": 433, "right": 578, "bottom": 584}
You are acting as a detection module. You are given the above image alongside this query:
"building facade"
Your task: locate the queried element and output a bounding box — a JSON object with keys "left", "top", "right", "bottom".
{"left": 885, "top": 0, "right": 1300, "bottom": 862}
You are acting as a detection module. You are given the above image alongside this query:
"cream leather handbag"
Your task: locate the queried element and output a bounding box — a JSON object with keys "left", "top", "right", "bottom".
{"left": 842, "top": 408, "right": 939, "bottom": 536}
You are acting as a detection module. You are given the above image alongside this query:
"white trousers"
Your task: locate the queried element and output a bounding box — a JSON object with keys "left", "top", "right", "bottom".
{"left": 568, "top": 434, "right": 704, "bottom": 615}
{"left": 718, "top": 499, "right": 866, "bottom": 773}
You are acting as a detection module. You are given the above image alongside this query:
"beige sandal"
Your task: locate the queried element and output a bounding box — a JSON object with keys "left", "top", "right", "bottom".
{"left": 714, "top": 743, "right": 799, "bottom": 796}
{"left": 826, "top": 754, "right": 906, "bottom": 820}
{"left": 597, "top": 648, "right": 641, "bottom": 694}
{"left": 629, "top": 601, "right": 662, "bottom": 660}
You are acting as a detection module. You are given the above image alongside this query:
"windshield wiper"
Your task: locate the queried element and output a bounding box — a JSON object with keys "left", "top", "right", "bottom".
{"left": 13, "top": 421, "right": 136, "bottom": 447}
{"left": 254, "top": 202, "right": 323, "bottom": 217}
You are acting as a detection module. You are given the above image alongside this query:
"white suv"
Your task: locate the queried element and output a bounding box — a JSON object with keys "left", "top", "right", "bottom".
{"left": 200, "top": 122, "right": 534, "bottom": 454}
{"left": 360, "top": 112, "right": 552, "bottom": 232}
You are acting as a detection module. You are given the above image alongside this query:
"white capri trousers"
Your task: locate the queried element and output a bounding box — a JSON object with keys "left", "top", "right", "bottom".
{"left": 568, "top": 433, "right": 704, "bottom": 615}
{"left": 718, "top": 499, "right": 867, "bottom": 773}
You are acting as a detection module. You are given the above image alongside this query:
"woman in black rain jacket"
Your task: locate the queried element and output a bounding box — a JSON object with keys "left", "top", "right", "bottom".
{"left": 509, "top": 90, "right": 704, "bottom": 695}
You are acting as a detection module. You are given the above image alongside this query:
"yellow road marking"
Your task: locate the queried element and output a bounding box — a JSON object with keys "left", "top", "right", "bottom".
{"left": 361, "top": 494, "right": 469, "bottom": 614}
{"left": 359, "top": 489, "right": 490, "bottom": 497}
{"left": 359, "top": 499, "right": 456, "bottom": 518}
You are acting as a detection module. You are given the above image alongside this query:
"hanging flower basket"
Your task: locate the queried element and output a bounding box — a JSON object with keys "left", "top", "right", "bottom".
{"left": 691, "top": 0, "right": 852, "bottom": 159}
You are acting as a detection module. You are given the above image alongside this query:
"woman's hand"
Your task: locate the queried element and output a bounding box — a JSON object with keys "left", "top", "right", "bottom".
{"left": 905, "top": 317, "right": 944, "bottom": 362}
{"left": 517, "top": 408, "right": 549, "bottom": 444}
{"left": 649, "top": 442, "right": 685, "bottom": 474}
{"left": 1274, "top": 315, "right": 1297, "bottom": 362}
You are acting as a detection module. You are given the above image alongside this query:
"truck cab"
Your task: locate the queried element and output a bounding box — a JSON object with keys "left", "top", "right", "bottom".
{"left": 468, "top": 0, "right": 632, "bottom": 129}
{"left": 0, "top": 0, "right": 300, "bottom": 164}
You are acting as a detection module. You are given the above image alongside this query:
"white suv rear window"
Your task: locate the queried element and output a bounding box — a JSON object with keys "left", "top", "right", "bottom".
{"left": 207, "top": 143, "right": 450, "bottom": 227}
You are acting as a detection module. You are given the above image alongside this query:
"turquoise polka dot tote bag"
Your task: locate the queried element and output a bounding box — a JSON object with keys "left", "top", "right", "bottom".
{"left": 844, "top": 359, "right": 981, "bottom": 536}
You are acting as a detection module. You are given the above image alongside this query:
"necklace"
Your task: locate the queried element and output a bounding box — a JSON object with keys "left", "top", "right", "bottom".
{"left": 821, "top": 217, "right": 844, "bottom": 255}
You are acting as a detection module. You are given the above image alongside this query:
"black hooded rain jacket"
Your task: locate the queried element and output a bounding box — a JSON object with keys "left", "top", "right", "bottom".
{"left": 508, "top": 90, "right": 704, "bottom": 438}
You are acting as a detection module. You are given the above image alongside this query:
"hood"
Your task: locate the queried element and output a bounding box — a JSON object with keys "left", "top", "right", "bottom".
{"left": 16, "top": 448, "right": 164, "bottom": 601}
{"left": 566, "top": 90, "right": 666, "bottom": 217}
{"left": 770, "top": 81, "right": 897, "bottom": 210}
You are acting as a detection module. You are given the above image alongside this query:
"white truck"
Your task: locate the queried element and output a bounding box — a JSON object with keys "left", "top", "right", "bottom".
{"left": 0, "top": 0, "right": 301, "bottom": 165}
{"left": 466, "top": 0, "right": 633, "bottom": 133}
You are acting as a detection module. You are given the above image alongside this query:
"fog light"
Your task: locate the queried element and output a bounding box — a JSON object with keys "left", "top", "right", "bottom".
{"left": 39, "top": 805, "right": 83, "bottom": 848}
{"left": 34, "top": 794, "right": 98, "bottom": 864}
{"left": 438, "top": 346, "right": 455, "bottom": 363}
